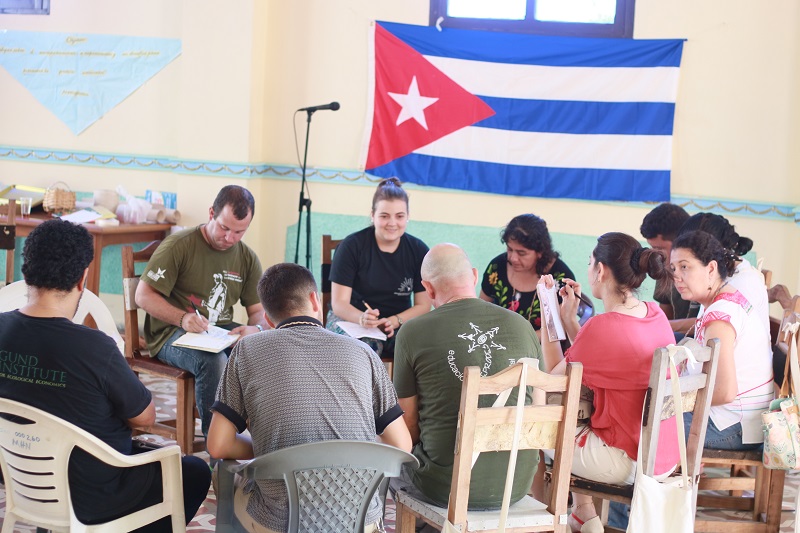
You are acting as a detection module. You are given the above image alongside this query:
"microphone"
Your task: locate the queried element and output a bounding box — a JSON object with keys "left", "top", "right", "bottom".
{"left": 298, "top": 101, "right": 340, "bottom": 113}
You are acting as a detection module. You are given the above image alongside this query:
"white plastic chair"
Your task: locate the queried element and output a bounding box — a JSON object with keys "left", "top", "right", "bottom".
{"left": 0, "top": 280, "right": 124, "bottom": 355}
{"left": 0, "top": 397, "right": 186, "bottom": 532}
{"left": 216, "top": 440, "right": 419, "bottom": 533}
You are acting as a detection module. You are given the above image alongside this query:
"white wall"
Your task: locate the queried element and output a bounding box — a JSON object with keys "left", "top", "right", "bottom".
{"left": 1, "top": 0, "right": 798, "bottom": 294}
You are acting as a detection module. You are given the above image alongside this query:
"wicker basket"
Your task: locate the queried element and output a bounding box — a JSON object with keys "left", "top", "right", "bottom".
{"left": 43, "top": 181, "right": 76, "bottom": 214}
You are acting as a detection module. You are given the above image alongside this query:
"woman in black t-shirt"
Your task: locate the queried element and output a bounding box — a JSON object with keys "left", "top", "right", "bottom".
{"left": 480, "top": 214, "right": 575, "bottom": 336}
{"left": 327, "top": 178, "right": 431, "bottom": 357}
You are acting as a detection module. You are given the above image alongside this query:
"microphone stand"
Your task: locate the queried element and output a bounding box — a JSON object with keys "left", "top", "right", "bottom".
{"left": 294, "top": 109, "right": 314, "bottom": 268}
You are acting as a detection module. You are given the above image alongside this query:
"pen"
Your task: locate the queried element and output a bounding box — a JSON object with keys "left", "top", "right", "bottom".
{"left": 190, "top": 302, "right": 209, "bottom": 334}
{"left": 363, "top": 301, "right": 374, "bottom": 312}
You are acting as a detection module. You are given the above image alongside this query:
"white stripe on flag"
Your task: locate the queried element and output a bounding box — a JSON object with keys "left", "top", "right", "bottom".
{"left": 424, "top": 56, "right": 681, "bottom": 103}
{"left": 414, "top": 126, "right": 673, "bottom": 171}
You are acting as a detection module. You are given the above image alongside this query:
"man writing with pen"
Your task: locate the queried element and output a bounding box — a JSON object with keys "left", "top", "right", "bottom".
{"left": 136, "top": 185, "right": 268, "bottom": 443}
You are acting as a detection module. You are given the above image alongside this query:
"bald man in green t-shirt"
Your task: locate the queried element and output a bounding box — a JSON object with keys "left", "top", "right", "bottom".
{"left": 392, "top": 243, "right": 542, "bottom": 509}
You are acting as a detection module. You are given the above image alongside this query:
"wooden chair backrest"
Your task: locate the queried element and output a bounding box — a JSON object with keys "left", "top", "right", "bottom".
{"left": 0, "top": 200, "right": 17, "bottom": 222}
{"left": 321, "top": 234, "right": 342, "bottom": 326}
{"left": 0, "top": 200, "right": 17, "bottom": 285}
{"left": 122, "top": 241, "right": 162, "bottom": 360}
{"left": 776, "top": 296, "right": 800, "bottom": 352}
{"left": 640, "top": 337, "right": 720, "bottom": 483}
{"left": 762, "top": 268, "right": 772, "bottom": 289}
{"left": 448, "top": 360, "right": 583, "bottom": 527}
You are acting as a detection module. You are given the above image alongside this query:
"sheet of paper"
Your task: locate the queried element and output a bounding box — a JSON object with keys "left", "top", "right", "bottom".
{"left": 172, "top": 325, "right": 240, "bottom": 353}
{"left": 336, "top": 321, "right": 388, "bottom": 341}
{"left": 541, "top": 284, "right": 566, "bottom": 342}
{"left": 91, "top": 205, "right": 117, "bottom": 219}
{"left": 59, "top": 208, "right": 103, "bottom": 224}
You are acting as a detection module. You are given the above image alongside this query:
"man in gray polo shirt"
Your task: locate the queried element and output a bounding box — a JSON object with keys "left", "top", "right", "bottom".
{"left": 207, "top": 263, "right": 411, "bottom": 532}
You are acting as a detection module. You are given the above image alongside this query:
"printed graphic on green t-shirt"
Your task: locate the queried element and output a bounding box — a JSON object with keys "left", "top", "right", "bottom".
{"left": 394, "top": 298, "right": 542, "bottom": 508}
{"left": 141, "top": 227, "right": 262, "bottom": 356}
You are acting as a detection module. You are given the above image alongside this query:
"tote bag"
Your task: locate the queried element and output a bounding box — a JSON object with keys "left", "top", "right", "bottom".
{"left": 627, "top": 345, "right": 694, "bottom": 533}
{"left": 762, "top": 321, "right": 800, "bottom": 470}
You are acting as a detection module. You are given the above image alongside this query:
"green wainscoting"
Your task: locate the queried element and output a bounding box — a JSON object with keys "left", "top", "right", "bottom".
{"left": 284, "top": 213, "right": 664, "bottom": 313}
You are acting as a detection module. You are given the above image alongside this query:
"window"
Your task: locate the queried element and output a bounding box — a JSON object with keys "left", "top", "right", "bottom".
{"left": 430, "top": 0, "right": 634, "bottom": 38}
{"left": 0, "top": 0, "right": 50, "bottom": 15}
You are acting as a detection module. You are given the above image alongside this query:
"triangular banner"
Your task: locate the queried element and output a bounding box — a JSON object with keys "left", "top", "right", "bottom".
{"left": 0, "top": 30, "right": 181, "bottom": 134}
{"left": 365, "top": 24, "right": 495, "bottom": 170}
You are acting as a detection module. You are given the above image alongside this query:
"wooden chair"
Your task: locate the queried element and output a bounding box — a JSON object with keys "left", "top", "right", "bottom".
{"left": 565, "top": 337, "right": 720, "bottom": 532}
{"left": 396, "top": 359, "right": 584, "bottom": 533}
{"left": 694, "top": 305, "right": 798, "bottom": 533}
{"left": 0, "top": 199, "right": 17, "bottom": 285}
{"left": 122, "top": 242, "right": 203, "bottom": 455}
{"left": 0, "top": 397, "right": 186, "bottom": 532}
{"left": 321, "top": 234, "right": 342, "bottom": 325}
{"left": 321, "top": 234, "right": 394, "bottom": 378}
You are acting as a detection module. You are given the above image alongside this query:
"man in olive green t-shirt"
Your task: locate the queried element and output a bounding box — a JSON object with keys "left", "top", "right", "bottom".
{"left": 392, "top": 243, "right": 542, "bottom": 509}
{"left": 135, "top": 185, "right": 269, "bottom": 439}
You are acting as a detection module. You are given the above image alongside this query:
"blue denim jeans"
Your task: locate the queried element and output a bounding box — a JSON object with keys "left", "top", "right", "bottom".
{"left": 683, "top": 412, "right": 762, "bottom": 451}
{"left": 156, "top": 328, "right": 230, "bottom": 438}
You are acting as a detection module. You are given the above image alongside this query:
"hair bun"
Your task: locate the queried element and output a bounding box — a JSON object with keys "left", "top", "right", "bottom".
{"left": 379, "top": 177, "right": 402, "bottom": 188}
{"left": 735, "top": 236, "right": 754, "bottom": 256}
{"left": 629, "top": 247, "right": 644, "bottom": 273}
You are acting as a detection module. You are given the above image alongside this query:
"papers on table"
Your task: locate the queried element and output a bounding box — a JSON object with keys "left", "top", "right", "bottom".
{"left": 540, "top": 283, "right": 566, "bottom": 342}
{"left": 172, "top": 325, "right": 240, "bottom": 353}
{"left": 336, "top": 321, "right": 388, "bottom": 341}
{"left": 59, "top": 206, "right": 117, "bottom": 224}
{"left": 59, "top": 208, "right": 103, "bottom": 224}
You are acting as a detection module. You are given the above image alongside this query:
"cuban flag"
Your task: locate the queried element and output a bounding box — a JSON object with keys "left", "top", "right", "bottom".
{"left": 361, "top": 21, "right": 684, "bottom": 202}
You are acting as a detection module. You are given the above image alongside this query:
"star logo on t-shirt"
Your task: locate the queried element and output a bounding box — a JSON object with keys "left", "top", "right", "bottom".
{"left": 459, "top": 322, "right": 506, "bottom": 356}
{"left": 146, "top": 267, "right": 166, "bottom": 282}
{"left": 447, "top": 323, "right": 507, "bottom": 381}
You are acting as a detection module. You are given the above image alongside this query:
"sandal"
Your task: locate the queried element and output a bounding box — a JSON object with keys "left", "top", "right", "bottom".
{"left": 567, "top": 513, "right": 604, "bottom": 533}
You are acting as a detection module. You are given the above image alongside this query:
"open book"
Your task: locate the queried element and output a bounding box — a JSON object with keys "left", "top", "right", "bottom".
{"left": 172, "top": 324, "right": 240, "bottom": 353}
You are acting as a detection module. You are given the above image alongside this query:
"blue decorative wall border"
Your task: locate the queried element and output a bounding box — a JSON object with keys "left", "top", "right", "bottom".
{"left": 2, "top": 144, "right": 798, "bottom": 224}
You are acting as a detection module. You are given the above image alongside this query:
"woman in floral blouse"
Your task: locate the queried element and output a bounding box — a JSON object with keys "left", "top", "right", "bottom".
{"left": 480, "top": 214, "right": 574, "bottom": 333}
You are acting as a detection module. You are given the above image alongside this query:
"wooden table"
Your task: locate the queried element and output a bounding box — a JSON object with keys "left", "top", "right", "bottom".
{"left": 16, "top": 214, "right": 173, "bottom": 295}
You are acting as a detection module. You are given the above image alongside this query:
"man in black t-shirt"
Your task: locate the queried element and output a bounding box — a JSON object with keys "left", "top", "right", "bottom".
{"left": 0, "top": 219, "right": 210, "bottom": 531}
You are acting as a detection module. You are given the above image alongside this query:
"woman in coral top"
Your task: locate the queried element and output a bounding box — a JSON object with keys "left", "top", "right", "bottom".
{"left": 538, "top": 232, "right": 679, "bottom": 533}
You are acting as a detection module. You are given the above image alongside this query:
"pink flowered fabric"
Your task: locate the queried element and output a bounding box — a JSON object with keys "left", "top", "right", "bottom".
{"left": 715, "top": 290, "right": 753, "bottom": 313}
{"left": 696, "top": 311, "right": 732, "bottom": 342}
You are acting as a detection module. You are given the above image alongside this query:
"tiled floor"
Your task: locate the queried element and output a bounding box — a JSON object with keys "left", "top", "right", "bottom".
{"left": 1, "top": 374, "right": 798, "bottom": 531}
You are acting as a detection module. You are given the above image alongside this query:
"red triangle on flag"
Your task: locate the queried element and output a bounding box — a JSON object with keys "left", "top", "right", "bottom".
{"left": 365, "top": 24, "right": 495, "bottom": 170}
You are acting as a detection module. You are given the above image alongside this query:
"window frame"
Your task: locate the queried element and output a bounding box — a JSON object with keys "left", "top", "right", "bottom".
{"left": 429, "top": 0, "right": 635, "bottom": 39}
{"left": 0, "top": 0, "right": 50, "bottom": 15}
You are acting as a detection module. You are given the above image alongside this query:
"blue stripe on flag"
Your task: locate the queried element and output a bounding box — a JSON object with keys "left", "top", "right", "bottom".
{"left": 379, "top": 22, "right": 684, "bottom": 68}
{"left": 369, "top": 153, "right": 671, "bottom": 202}
{"left": 475, "top": 97, "right": 676, "bottom": 136}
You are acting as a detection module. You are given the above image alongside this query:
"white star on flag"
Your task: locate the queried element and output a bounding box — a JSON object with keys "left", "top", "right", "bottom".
{"left": 388, "top": 76, "right": 438, "bottom": 130}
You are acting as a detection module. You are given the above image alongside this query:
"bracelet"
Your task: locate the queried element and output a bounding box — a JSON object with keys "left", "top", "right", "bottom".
{"left": 255, "top": 324, "right": 264, "bottom": 332}
{"left": 395, "top": 315, "right": 404, "bottom": 327}
{"left": 179, "top": 312, "right": 190, "bottom": 330}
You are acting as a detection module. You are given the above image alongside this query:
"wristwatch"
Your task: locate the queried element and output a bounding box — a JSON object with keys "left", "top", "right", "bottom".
{"left": 255, "top": 324, "right": 264, "bottom": 332}
{"left": 396, "top": 315, "right": 404, "bottom": 327}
